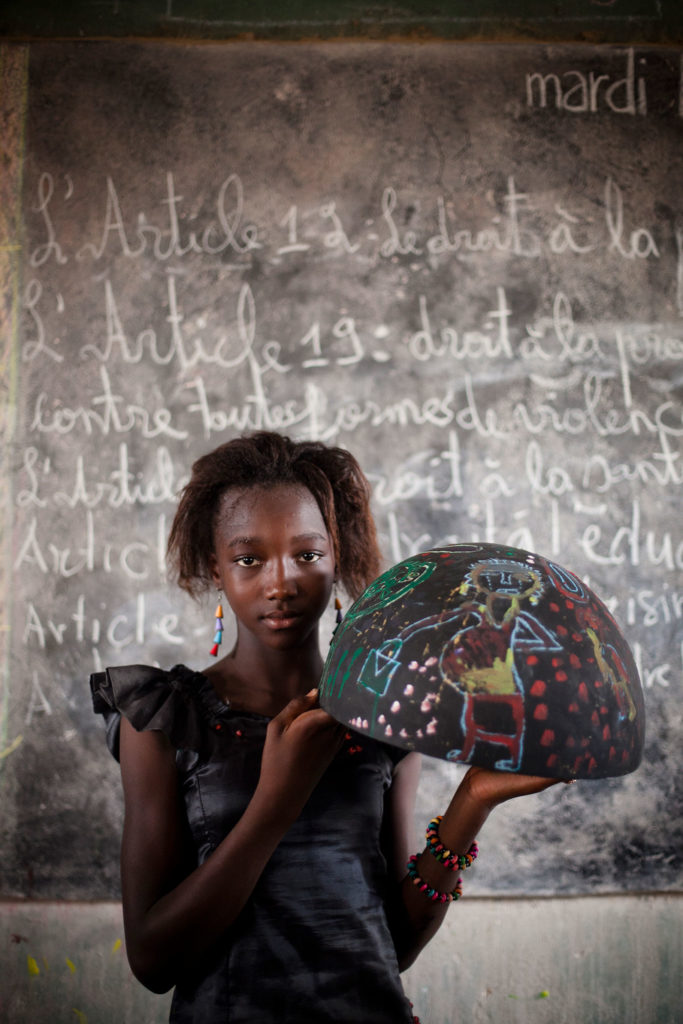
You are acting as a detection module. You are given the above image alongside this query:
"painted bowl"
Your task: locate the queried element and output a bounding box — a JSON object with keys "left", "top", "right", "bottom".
{"left": 319, "top": 544, "right": 645, "bottom": 779}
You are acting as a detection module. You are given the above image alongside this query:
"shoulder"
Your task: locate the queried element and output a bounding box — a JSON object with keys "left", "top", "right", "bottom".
{"left": 118, "top": 713, "right": 178, "bottom": 787}
{"left": 90, "top": 663, "right": 229, "bottom": 761}
{"left": 362, "top": 735, "right": 415, "bottom": 775}
{"left": 387, "top": 749, "right": 421, "bottom": 794}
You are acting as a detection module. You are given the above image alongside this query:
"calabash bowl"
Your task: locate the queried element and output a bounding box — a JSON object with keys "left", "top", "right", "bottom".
{"left": 319, "top": 544, "right": 645, "bottom": 779}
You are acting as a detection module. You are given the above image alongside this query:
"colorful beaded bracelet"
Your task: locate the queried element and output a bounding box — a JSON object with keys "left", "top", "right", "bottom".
{"left": 425, "top": 816, "right": 479, "bottom": 872}
{"left": 406, "top": 854, "right": 463, "bottom": 904}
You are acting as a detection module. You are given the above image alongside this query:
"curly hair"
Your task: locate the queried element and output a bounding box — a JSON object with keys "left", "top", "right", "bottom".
{"left": 167, "top": 432, "right": 381, "bottom": 600}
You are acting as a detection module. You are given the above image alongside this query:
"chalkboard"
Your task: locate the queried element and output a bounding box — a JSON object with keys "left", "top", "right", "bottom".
{"left": 1, "top": 0, "right": 683, "bottom": 44}
{"left": 1, "top": 40, "right": 682, "bottom": 899}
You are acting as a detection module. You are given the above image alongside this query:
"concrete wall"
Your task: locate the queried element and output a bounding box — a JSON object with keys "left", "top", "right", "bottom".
{"left": 2, "top": 895, "right": 681, "bottom": 1024}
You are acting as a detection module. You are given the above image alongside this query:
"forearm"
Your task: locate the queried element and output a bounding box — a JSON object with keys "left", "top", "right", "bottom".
{"left": 390, "top": 775, "right": 491, "bottom": 970}
{"left": 390, "top": 766, "right": 565, "bottom": 969}
{"left": 124, "top": 788, "right": 297, "bottom": 992}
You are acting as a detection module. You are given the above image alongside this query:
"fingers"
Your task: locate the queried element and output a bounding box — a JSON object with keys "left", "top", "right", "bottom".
{"left": 263, "top": 691, "right": 347, "bottom": 790}
{"left": 512, "top": 773, "right": 577, "bottom": 791}
{"left": 273, "top": 690, "right": 319, "bottom": 726}
{"left": 270, "top": 690, "right": 342, "bottom": 737}
{"left": 462, "top": 766, "right": 578, "bottom": 808}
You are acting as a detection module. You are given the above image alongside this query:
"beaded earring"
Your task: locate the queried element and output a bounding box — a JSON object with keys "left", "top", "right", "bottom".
{"left": 333, "top": 585, "right": 343, "bottom": 636}
{"left": 210, "top": 593, "right": 224, "bottom": 657}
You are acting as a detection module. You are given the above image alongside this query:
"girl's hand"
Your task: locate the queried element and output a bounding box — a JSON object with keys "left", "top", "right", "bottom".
{"left": 460, "top": 764, "right": 572, "bottom": 811}
{"left": 256, "top": 691, "right": 347, "bottom": 821}
{"left": 418, "top": 764, "right": 574, "bottom": 910}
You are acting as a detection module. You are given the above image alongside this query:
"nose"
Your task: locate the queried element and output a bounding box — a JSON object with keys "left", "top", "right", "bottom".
{"left": 265, "top": 559, "right": 297, "bottom": 601}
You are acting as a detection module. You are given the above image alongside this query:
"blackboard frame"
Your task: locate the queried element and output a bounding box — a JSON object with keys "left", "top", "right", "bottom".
{"left": 1, "top": 0, "right": 683, "bottom": 45}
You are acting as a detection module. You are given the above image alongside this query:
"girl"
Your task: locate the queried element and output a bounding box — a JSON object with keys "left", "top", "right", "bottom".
{"left": 91, "top": 431, "right": 566, "bottom": 1023}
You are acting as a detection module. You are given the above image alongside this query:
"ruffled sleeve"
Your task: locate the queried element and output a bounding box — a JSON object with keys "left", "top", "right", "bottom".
{"left": 90, "top": 664, "right": 229, "bottom": 761}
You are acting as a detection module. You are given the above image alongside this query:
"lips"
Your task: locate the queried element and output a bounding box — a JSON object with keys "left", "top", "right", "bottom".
{"left": 262, "top": 610, "right": 302, "bottom": 629}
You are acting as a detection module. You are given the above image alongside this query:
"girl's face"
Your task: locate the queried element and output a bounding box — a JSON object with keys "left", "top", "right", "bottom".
{"left": 210, "top": 483, "right": 336, "bottom": 650}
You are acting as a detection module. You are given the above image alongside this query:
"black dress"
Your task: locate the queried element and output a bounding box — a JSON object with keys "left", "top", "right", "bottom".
{"left": 91, "top": 664, "right": 416, "bottom": 1024}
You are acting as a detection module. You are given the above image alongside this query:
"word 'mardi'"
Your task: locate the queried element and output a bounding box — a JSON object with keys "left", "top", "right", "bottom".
{"left": 526, "top": 48, "right": 647, "bottom": 115}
